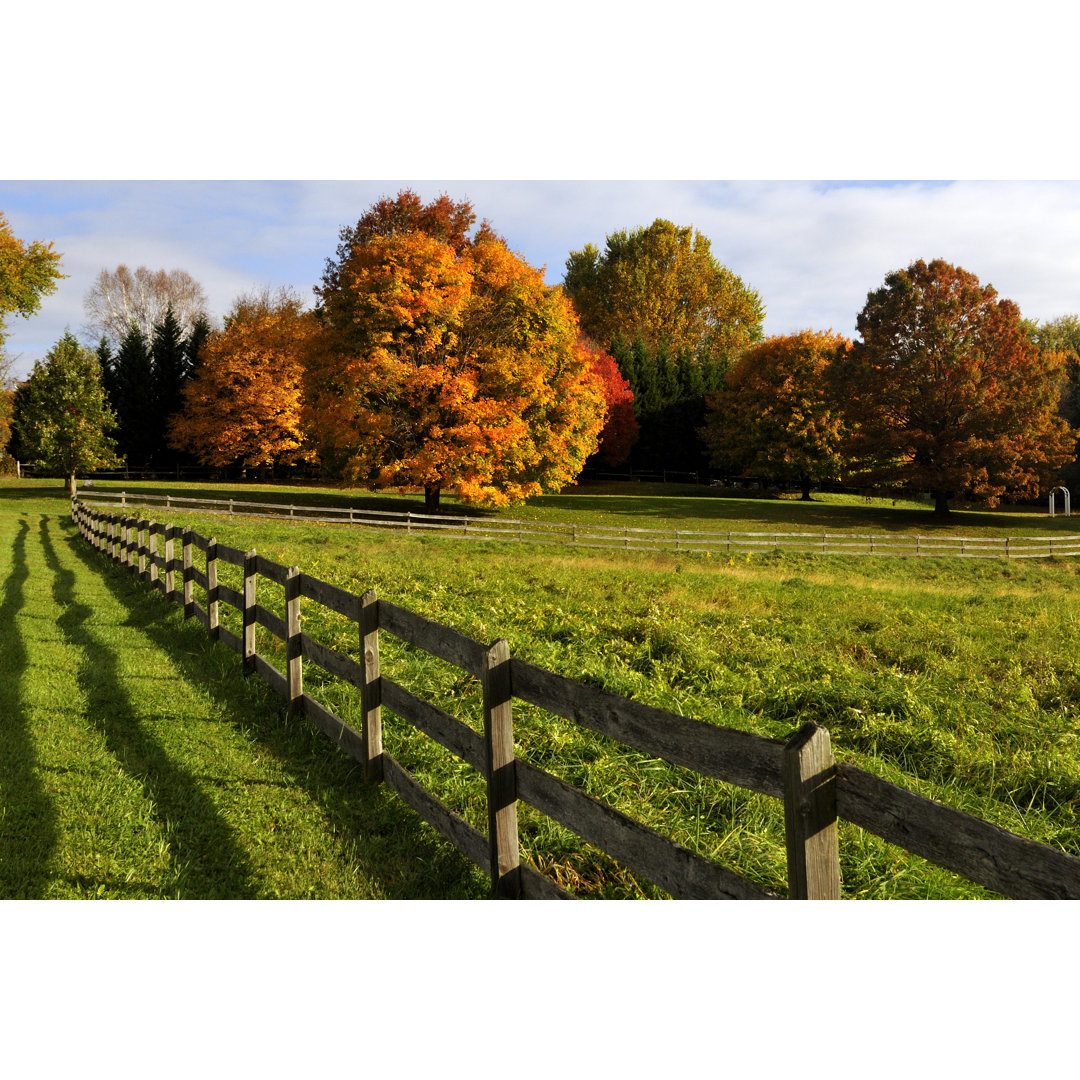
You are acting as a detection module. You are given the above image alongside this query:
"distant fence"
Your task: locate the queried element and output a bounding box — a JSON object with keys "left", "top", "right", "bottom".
{"left": 70, "top": 498, "right": 1080, "bottom": 898}
{"left": 78, "top": 490, "right": 1080, "bottom": 560}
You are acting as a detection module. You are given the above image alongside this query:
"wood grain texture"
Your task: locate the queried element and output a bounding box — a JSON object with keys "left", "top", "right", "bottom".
{"left": 835, "top": 764, "right": 1080, "bottom": 899}
{"left": 299, "top": 572, "right": 361, "bottom": 619}
{"left": 301, "top": 694, "right": 366, "bottom": 764}
{"left": 515, "top": 760, "right": 777, "bottom": 899}
{"left": 783, "top": 723, "right": 841, "bottom": 900}
{"left": 359, "top": 589, "right": 383, "bottom": 783}
{"left": 381, "top": 677, "right": 486, "bottom": 772}
{"left": 285, "top": 567, "right": 302, "bottom": 713}
{"left": 254, "top": 604, "right": 287, "bottom": 642}
{"left": 510, "top": 658, "right": 786, "bottom": 798}
{"left": 381, "top": 755, "right": 489, "bottom": 872}
{"left": 253, "top": 554, "right": 290, "bottom": 587}
{"left": 379, "top": 599, "right": 486, "bottom": 677}
{"left": 252, "top": 654, "right": 287, "bottom": 698}
{"left": 299, "top": 632, "right": 364, "bottom": 688}
{"left": 483, "top": 639, "right": 520, "bottom": 897}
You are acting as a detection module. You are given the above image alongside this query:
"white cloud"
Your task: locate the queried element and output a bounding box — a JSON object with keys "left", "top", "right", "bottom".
{"left": 6, "top": 180, "right": 1080, "bottom": 381}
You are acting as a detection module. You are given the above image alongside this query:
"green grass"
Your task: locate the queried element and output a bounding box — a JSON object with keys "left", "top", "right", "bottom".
{"left": 7, "top": 477, "right": 1080, "bottom": 899}
{"left": 0, "top": 485, "right": 489, "bottom": 898}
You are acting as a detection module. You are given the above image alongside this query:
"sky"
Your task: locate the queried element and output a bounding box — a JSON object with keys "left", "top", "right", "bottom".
{"left": 6, "top": 178, "right": 1080, "bottom": 381}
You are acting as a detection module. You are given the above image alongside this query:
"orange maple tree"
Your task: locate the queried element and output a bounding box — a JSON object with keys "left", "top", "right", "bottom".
{"left": 307, "top": 195, "right": 606, "bottom": 510}
{"left": 702, "top": 330, "right": 851, "bottom": 499}
{"left": 169, "top": 288, "right": 314, "bottom": 471}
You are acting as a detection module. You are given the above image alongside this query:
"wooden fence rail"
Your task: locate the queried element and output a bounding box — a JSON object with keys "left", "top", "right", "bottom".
{"left": 77, "top": 490, "right": 1080, "bottom": 560}
{"left": 71, "top": 499, "right": 1080, "bottom": 899}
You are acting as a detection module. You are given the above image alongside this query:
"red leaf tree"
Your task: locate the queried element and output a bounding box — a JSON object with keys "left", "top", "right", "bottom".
{"left": 582, "top": 341, "right": 638, "bottom": 466}
{"left": 832, "top": 259, "right": 1077, "bottom": 514}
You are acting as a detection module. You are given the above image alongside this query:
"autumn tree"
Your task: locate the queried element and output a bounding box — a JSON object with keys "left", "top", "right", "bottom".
{"left": 309, "top": 194, "right": 606, "bottom": 511}
{"left": 83, "top": 265, "right": 209, "bottom": 347}
{"left": 1, "top": 212, "right": 65, "bottom": 357}
{"left": 582, "top": 342, "right": 638, "bottom": 467}
{"left": 563, "top": 218, "right": 764, "bottom": 371}
{"left": 832, "top": 259, "right": 1076, "bottom": 515}
{"left": 15, "top": 331, "right": 119, "bottom": 496}
{"left": 170, "top": 287, "right": 314, "bottom": 472}
{"left": 702, "top": 330, "right": 851, "bottom": 499}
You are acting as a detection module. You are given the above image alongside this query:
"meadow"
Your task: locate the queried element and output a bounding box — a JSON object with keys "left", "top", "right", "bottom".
{"left": 5, "top": 476, "right": 1080, "bottom": 898}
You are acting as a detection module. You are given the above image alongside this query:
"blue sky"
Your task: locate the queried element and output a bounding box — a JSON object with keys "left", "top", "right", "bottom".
{"left": 5, "top": 179, "right": 1080, "bottom": 381}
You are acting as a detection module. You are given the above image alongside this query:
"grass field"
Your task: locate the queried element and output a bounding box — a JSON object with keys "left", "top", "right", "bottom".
{"left": 5, "top": 477, "right": 1080, "bottom": 898}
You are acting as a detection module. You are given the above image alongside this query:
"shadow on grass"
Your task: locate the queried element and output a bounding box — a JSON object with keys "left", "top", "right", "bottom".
{"left": 0, "top": 517, "right": 59, "bottom": 898}
{"left": 61, "top": 518, "right": 490, "bottom": 899}
{"left": 39, "top": 514, "right": 260, "bottom": 899}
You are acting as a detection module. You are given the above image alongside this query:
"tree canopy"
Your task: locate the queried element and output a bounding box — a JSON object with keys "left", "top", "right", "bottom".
{"left": 307, "top": 192, "right": 606, "bottom": 511}
{"left": 15, "top": 331, "right": 118, "bottom": 496}
{"left": 170, "top": 288, "right": 314, "bottom": 471}
{"left": 702, "top": 330, "right": 851, "bottom": 499}
{"left": 832, "top": 259, "right": 1076, "bottom": 514}
{"left": 563, "top": 218, "right": 764, "bottom": 371}
{"left": 582, "top": 342, "right": 638, "bottom": 467}
{"left": 83, "top": 265, "right": 209, "bottom": 347}
{"left": 0, "top": 212, "right": 65, "bottom": 355}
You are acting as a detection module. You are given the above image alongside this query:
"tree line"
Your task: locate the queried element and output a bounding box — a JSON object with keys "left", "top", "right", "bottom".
{"left": 1, "top": 195, "right": 1078, "bottom": 515}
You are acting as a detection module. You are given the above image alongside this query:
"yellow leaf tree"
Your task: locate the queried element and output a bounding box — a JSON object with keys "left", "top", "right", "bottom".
{"left": 169, "top": 288, "right": 313, "bottom": 473}
{"left": 308, "top": 194, "right": 606, "bottom": 511}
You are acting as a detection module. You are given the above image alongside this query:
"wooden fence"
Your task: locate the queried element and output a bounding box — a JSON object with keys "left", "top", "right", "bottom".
{"left": 77, "top": 490, "right": 1080, "bottom": 560}
{"left": 71, "top": 498, "right": 1080, "bottom": 899}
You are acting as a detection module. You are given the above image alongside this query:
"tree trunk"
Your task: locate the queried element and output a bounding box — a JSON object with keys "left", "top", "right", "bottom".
{"left": 68, "top": 473, "right": 77, "bottom": 499}
{"left": 933, "top": 489, "right": 951, "bottom": 516}
{"left": 424, "top": 483, "right": 441, "bottom": 513}
{"left": 800, "top": 477, "right": 813, "bottom": 501}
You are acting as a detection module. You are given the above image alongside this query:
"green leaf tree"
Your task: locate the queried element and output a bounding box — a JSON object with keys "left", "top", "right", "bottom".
{"left": 563, "top": 218, "right": 764, "bottom": 373}
{"left": 15, "top": 331, "right": 120, "bottom": 496}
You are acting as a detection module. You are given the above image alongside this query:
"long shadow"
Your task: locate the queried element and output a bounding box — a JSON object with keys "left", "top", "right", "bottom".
{"left": 38, "top": 515, "right": 259, "bottom": 899}
{"left": 0, "top": 517, "right": 59, "bottom": 898}
{"left": 61, "top": 519, "right": 489, "bottom": 899}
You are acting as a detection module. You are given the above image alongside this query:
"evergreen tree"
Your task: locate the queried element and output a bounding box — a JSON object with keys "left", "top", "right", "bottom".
{"left": 151, "top": 304, "right": 189, "bottom": 462}
{"left": 112, "top": 322, "right": 155, "bottom": 464}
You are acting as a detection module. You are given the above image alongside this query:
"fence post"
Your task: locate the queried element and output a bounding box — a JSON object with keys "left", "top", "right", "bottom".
{"left": 285, "top": 566, "right": 303, "bottom": 715}
{"left": 359, "top": 589, "right": 383, "bottom": 783}
{"left": 207, "top": 538, "right": 220, "bottom": 640}
{"left": 163, "top": 525, "right": 176, "bottom": 599}
{"left": 137, "top": 521, "right": 147, "bottom": 579}
{"left": 242, "top": 549, "right": 258, "bottom": 674}
{"left": 783, "top": 722, "right": 841, "bottom": 899}
{"left": 482, "top": 638, "right": 520, "bottom": 898}
{"left": 148, "top": 522, "right": 159, "bottom": 588}
{"left": 182, "top": 527, "right": 194, "bottom": 618}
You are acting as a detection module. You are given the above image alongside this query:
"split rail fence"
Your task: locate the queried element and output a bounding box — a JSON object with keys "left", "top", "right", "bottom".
{"left": 78, "top": 490, "right": 1080, "bottom": 561}
{"left": 72, "top": 498, "right": 1080, "bottom": 899}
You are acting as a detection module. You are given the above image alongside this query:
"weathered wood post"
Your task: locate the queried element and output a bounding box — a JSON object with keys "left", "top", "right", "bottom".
{"left": 148, "top": 522, "right": 159, "bottom": 588}
{"left": 285, "top": 566, "right": 303, "bottom": 715}
{"left": 207, "top": 538, "right": 220, "bottom": 640}
{"left": 136, "top": 520, "right": 147, "bottom": 579}
{"left": 482, "top": 638, "right": 521, "bottom": 898}
{"left": 163, "top": 525, "right": 176, "bottom": 600}
{"left": 783, "top": 722, "right": 841, "bottom": 899}
{"left": 182, "top": 527, "right": 194, "bottom": 618}
{"left": 359, "top": 589, "right": 383, "bottom": 783}
{"left": 242, "top": 549, "right": 258, "bottom": 674}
